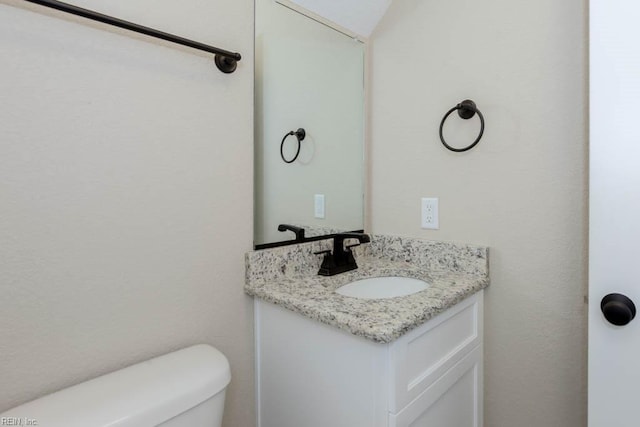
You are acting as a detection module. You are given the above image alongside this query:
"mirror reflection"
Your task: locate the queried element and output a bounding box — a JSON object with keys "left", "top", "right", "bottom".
{"left": 254, "top": 0, "right": 365, "bottom": 248}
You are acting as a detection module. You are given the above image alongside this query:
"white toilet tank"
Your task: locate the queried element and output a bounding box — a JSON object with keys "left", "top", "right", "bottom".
{"left": 0, "top": 344, "right": 231, "bottom": 427}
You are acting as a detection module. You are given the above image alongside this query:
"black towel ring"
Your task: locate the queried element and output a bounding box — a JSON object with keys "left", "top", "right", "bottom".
{"left": 439, "top": 100, "right": 485, "bottom": 152}
{"left": 280, "top": 128, "right": 306, "bottom": 163}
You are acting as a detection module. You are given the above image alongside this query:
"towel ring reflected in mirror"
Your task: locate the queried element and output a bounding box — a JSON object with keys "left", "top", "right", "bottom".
{"left": 280, "top": 128, "right": 306, "bottom": 163}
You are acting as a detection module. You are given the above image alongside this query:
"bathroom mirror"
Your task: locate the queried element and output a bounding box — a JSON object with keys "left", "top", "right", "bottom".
{"left": 254, "top": 0, "right": 365, "bottom": 248}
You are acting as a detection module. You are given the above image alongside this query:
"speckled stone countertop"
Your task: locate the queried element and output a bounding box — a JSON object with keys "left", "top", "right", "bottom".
{"left": 245, "top": 234, "right": 489, "bottom": 343}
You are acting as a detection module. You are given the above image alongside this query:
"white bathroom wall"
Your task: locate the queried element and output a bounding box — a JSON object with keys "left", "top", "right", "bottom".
{"left": 0, "top": 1, "right": 254, "bottom": 426}
{"left": 369, "top": 0, "right": 588, "bottom": 426}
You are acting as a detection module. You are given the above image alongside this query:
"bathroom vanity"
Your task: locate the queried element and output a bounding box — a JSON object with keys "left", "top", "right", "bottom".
{"left": 246, "top": 235, "right": 489, "bottom": 427}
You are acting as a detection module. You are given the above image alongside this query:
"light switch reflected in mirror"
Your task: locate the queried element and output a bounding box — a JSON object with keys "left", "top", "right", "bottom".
{"left": 254, "top": 0, "right": 365, "bottom": 248}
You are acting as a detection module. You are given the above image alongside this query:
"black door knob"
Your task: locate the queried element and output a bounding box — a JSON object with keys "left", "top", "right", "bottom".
{"left": 601, "top": 293, "right": 636, "bottom": 326}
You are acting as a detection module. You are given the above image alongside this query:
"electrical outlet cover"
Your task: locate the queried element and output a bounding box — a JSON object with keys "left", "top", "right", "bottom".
{"left": 421, "top": 197, "right": 439, "bottom": 229}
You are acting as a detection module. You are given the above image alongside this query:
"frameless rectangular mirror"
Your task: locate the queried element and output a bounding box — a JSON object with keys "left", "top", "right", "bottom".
{"left": 254, "top": 0, "right": 366, "bottom": 248}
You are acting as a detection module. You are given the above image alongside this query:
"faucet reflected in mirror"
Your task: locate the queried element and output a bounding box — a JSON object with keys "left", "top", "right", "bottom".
{"left": 278, "top": 224, "right": 306, "bottom": 242}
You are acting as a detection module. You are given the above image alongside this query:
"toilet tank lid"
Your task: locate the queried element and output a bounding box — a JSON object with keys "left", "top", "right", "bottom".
{"left": 0, "top": 344, "right": 231, "bottom": 427}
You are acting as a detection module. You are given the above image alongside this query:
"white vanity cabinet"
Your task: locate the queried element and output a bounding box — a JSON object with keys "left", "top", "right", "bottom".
{"left": 254, "top": 290, "right": 483, "bottom": 427}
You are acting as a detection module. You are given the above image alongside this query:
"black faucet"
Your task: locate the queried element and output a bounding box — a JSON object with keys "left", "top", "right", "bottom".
{"left": 316, "top": 232, "right": 371, "bottom": 276}
{"left": 278, "top": 224, "right": 306, "bottom": 242}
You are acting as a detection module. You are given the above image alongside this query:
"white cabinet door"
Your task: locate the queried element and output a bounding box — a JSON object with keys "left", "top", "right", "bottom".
{"left": 255, "top": 300, "right": 389, "bottom": 427}
{"left": 389, "top": 347, "right": 482, "bottom": 427}
{"left": 389, "top": 293, "right": 482, "bottom": 412}
{"left": 589, "top": 0, "right": 640, "bottom": 425}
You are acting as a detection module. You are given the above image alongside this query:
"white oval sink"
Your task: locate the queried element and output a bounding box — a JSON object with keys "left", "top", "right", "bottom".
{"left": 335, "top": 277, "right": 429, "bottom": 299}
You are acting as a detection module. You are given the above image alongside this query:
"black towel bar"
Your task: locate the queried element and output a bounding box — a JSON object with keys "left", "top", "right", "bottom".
{"left": 21, "top": 0, "right": 242, "bottom": 73}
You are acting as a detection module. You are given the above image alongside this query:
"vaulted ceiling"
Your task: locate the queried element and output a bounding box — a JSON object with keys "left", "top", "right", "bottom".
{"left": 289, "top": 0, "right": 392, "bottom": 37}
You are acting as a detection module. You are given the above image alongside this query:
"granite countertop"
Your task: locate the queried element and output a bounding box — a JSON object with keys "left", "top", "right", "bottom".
{"left": 245, "top": 234, "right": 490, "bottom": 343}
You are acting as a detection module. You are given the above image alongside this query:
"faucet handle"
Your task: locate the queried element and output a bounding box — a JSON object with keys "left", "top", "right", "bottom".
{"left": 333, "top": 233, "right": 371, "bottom": 253}
{"left": 313, "top": 249, "right": 331, "bottom": 256}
